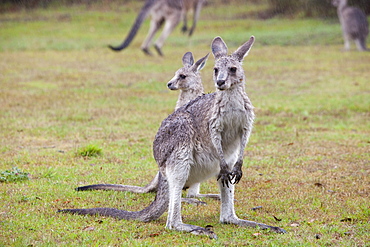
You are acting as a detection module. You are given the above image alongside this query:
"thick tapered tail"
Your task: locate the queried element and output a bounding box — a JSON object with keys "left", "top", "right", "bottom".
{"left": 109, "top": 0, "right": 157, "bottom": 52}
{"left": 76, "top": 173, "right": 159, "bottom": 193}
{"left": 59, "top": 172, "right": 168, "bottom": 222}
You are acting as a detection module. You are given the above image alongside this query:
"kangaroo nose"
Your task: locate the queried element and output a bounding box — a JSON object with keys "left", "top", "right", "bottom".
{"left": 217, "top": 80, "right": 225, "bottom": 87}
{"left": 167, "top": 82, "right": 172, "bottom": 88}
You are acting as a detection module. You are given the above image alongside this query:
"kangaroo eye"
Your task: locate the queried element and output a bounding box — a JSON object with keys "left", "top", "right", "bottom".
{"left": 229, "top": 67, "right": 237, "bottom": 73}
{"left": 179, "top": 74, "right": 186, "bottom": 79}
{"left": 214, "top": 68, "right": 219, "bottom": 75}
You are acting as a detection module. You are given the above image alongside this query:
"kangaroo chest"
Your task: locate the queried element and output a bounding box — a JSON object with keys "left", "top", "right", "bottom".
{"left": 214, "top": 94, "right": 250, "bottom": 146}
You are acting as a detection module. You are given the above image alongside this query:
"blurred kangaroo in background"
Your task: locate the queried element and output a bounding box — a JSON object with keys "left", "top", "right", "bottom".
{"left": 332, "top": 0, "right": 369, "bottom": 51}
{"left": 60, "top": 36, "right": 286, "bottom": 239}
{"left": 109, "top": 0, "right": 205, "bottom": 56}
{"left": 76, "top": 52, "right": 220, "bottom": 202}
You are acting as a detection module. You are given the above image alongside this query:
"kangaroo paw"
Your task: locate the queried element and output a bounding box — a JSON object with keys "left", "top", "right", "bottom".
{"left": 217, "top": 169, "right": 232, "bottom": 188}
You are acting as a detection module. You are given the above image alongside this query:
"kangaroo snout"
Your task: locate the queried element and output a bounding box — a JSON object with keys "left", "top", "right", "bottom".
{"left": 216, "top": 80, "right": 226, "bottom": 88}
{"left": 167, "top": 82, "right": 176, "bottom": 90}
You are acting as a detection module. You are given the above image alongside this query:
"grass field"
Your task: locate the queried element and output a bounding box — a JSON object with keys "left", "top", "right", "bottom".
{"left": 0, "top": 1, "right": 369, "bottom": 246}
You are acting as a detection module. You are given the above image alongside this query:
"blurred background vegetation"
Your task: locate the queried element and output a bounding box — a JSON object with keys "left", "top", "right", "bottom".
{"left": 1, "top": 0, "right": 369, "bottom": 18}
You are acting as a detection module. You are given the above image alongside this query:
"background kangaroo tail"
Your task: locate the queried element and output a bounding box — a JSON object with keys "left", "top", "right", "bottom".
{"left": 108, "top": 0, "right": 157, "bottom": 51}
{"left": 59, "top": 172, "right": 169, "bottom": 222}
{"left": 75, "top": 173, "right": 159, "bottom": 193}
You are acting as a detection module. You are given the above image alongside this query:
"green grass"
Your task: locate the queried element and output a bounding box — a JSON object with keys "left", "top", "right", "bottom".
{"left": 0, "top": 1, "right": 369, "bottom": 246}
{"left": 77, "top": 144, "right": 103, "bottom": 157}
{"left": 0, "top": 167, "right": 30, "bottom": 183}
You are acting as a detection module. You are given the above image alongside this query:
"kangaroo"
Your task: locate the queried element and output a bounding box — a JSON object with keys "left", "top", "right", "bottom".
{"left": 109, "top": 0, "right": 205, "bottom": 56}
{"left": 59, "top": 36, "right": 286, "bottom": 239}
{"left": 332, "top": 0, "right": 369, "bottom": 51}
{"left": 76, "top": 52, "right": 219, "bottom": 200}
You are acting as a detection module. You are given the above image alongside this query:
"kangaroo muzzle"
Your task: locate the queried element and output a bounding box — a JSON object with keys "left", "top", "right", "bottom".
{"left": 217, "top": 80, "right": 226, "bottom": 87}
{"left": 215, "top": 72, "right": 228, "bottom": 90}
{"left": 167, "top": 77, "right": 178, "bottom": 90}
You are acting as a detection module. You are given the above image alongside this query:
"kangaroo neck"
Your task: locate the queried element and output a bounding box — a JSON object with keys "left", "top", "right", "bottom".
{"left": 176, "top": 86, "right": 204, "bottom": 110}
{"left": 337, "top": 0, "right": 348, "bottom": 14}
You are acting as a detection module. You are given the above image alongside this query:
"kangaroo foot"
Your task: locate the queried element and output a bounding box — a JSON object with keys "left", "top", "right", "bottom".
{"left": 169, "top": 223, "right": 217, "bottom": 239}
{"left": 187, "top": 193, "right": 221, "bottom": 200}
{"left": 181, "top": 25, "right": 188, "bottom": 33}
{"left": 154, "top": 44, "right": 163, "bottom": 56}
{"left": 222, "top": 218, "right": 286, "bottom": 234}
{"left": 181, "top": 198, "right": 207, "bottom": 205}
{"left": 142, "top": 48, "right": 153, "bottom": 56}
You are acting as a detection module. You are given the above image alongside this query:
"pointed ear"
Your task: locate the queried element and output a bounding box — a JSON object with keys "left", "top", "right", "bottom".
{"left": 192, "top": 53, "right": 209, "bottom": 72}
{"left": 232, "top": 36, "right": 255, "bottom": 62}
{"left": 182, "top": 52, "right": 194, "bottom": 67}
{"left": 211, "top": 37, "right": 228, "bottom": 59}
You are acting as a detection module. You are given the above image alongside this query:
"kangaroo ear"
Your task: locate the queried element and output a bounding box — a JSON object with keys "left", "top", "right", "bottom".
{"left": 211, "top": 37, "right": 228, "bottom": 59}
{"left": 192, "top": 53, "right": 209, "bottom": 72}
{"left": 182, "top": 52, "right": 194, "bottom": 67}
{"left": 232, "top": 36, "right": 255, "bottom": 62}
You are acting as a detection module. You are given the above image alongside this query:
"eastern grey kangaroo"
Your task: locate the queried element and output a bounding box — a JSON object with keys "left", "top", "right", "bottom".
{"left": 332, "top": 0, "right": 369, "bottom": 51}
{"left": 109, "top": 0, "right": 205, "bottom": 56}
{"left": 60, "top": 36, "right": 286, "bottom": 238}
{"left": 76, "top": 52, "right": 219, "bottom": 200}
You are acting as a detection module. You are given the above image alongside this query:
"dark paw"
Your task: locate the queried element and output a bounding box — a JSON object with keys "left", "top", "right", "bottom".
{"left": 230, "top": 167, "right": 242, "bottom": 184}
{"left": 217, "top": 171, "right": 231, "bottom": 188}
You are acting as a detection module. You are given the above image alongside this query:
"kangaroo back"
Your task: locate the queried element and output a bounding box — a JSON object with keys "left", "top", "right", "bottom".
{"left": 108, "top": 0, "right": 157, "bottom": 51}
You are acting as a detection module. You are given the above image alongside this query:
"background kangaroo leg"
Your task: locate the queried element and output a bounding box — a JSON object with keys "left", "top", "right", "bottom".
{"left": 141, "top": 18, "right": 164, "bottom": 55}
{"left": 154, "top": 15, "right": 181, "bottom": 56}
{"left": 186, "top": 182, "right": 220, "bottom": 199}
{"left": 354, "top": 38, "right": 367, "bottom": 51}
{"left": 188, "top": 0, "right": 204, "bottom": 36}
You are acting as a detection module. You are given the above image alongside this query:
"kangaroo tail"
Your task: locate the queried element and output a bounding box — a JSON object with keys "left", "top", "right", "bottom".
{"left": 108, "top": 0, "right": 157, "bottom": 52}
{"left": 59, "top": 172, "right": 168, "bottom": 222}
{"left": 76, "top": 173, "right": 159, "bottom": 193}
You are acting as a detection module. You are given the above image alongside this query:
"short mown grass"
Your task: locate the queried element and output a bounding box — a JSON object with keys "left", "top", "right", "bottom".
{"left": 0, "top": 1, "right": 369, "bottom": 246}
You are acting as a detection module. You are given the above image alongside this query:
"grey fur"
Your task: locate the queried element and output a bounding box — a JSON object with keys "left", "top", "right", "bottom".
{"left": 76, "top": 52, "right": 219, "bottom": 201}
{"left": 60, "top": 36, "right": 286, "bottom": 238}
{"left": 332, "top": 0, "right": 369, "bottom": 51}
{"left": 109, "top": 0, "right": 205, "bottom": 56}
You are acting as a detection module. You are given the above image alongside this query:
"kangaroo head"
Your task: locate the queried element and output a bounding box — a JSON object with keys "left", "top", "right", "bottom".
{"left": 211, "top": 36, "right": 255, "bottom": 91}
{"left": 167, "top": 52, "right": 208, "bottom": 91}
{"left": 332, "top": 0, "right": 346, "bottom": 7}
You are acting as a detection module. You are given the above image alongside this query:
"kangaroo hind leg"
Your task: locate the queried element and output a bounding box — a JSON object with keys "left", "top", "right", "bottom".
{"left": 141, "top": 17, "right": 164, "bottom": 55}
{"left": 218, "top": 180, "right": 286, "bottom": 234}
{"left": 164, "top": 159, "right": 217, "bottom": 239}
{"left": 154, "top": 14, "right": 181, "bottom": 56}
{"left": 354, "top": 37, "right": 367, "bottom": 51}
